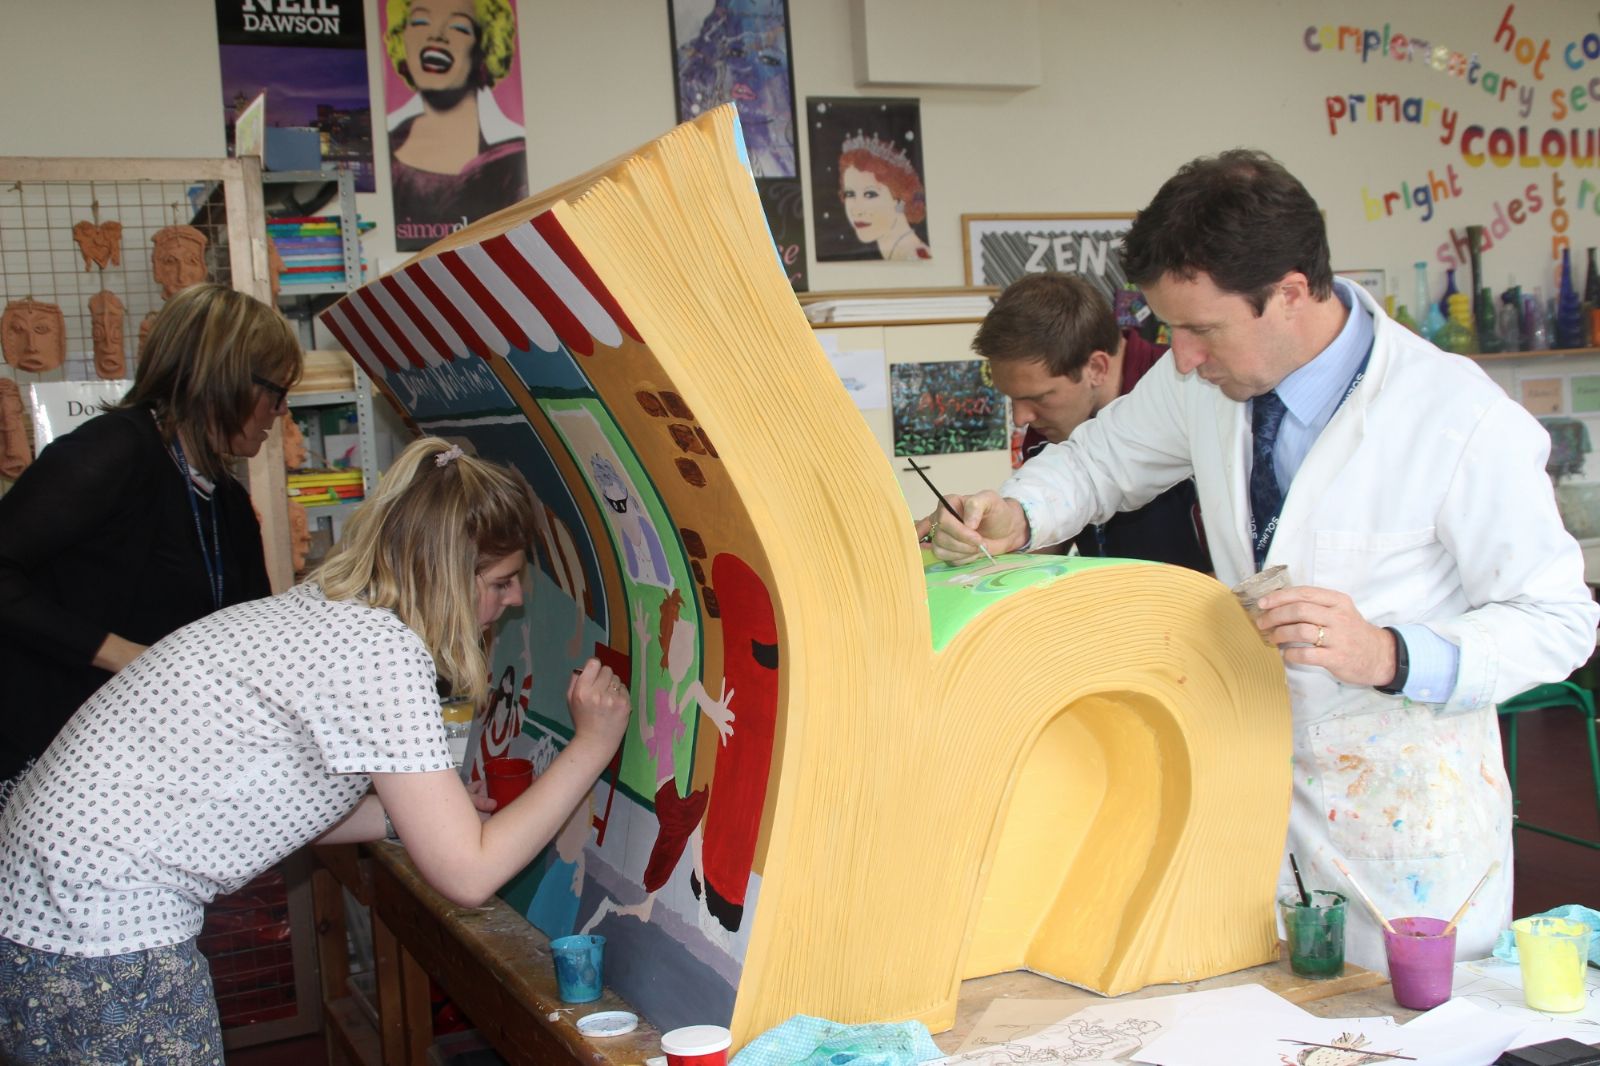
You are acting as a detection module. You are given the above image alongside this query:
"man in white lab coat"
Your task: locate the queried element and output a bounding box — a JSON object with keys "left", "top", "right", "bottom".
{"left": 919, "top": 149, "right": 1599, "bottom": 973}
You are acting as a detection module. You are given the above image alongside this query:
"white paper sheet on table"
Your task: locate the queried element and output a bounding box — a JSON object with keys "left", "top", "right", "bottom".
{"left": 930, "top": 984, "right": 1309, "bottom": 1065}
{"left": 1132, "top": 995, "right": 1592, "bottom": 1066}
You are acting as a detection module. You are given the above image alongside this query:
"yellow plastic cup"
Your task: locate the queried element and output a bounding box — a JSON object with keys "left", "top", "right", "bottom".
{"left": 1513, "top": 916, "right": 1592, "bottom": 1012}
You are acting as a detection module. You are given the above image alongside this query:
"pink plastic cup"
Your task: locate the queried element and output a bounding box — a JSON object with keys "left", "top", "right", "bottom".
{"left": 1384, "top": 916, "right": 1457, "bottom": 1010}
{"left": 484, "top": 757, "right": 534, "bottom": 808}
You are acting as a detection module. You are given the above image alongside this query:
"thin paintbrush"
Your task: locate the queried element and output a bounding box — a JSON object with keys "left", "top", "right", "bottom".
{"left": 1442, "top": 860, "right": 1500, "bottom": 936}
{"left": 903, "top": 459, "right": 997, "bottom": 566}
{"left": 1332, "top": 857, "right": 1397, "bottom": 935}
{"left": 1289, "top": 852, "right": 1311, "bottom": 907}
{"left": 1279, "top": 1040, "right": 1415, "bottom": 1061}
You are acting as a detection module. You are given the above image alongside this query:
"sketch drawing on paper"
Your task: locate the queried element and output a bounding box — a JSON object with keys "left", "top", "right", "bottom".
{"left": 1278, "top": 1033, "right": 1404, "bottom": 1066}
{"left": 942, "top": 1016, "right": 1160, "bottom": 1064}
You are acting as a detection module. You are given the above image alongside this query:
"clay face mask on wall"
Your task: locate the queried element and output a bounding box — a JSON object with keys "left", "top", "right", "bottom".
{"left": 88, "top": 289, "right": 126, "bottom": 379}
{"left": 0, "top": 378, "right": 31, "bottom": 479}
{"left": 1, "top": 299, "right": 66, "bottom": 373}
{"left": 150, "top": 225, "right": 210, "bottom": 299}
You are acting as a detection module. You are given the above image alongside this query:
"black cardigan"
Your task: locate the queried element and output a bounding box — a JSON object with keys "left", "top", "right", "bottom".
{"left": 0, "top": 406, "right": 270, "bottom": 778}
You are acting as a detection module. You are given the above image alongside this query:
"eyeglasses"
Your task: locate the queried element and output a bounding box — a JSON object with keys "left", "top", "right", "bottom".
{"left": 251, "top": 373, "right": 290, "bottom": 410}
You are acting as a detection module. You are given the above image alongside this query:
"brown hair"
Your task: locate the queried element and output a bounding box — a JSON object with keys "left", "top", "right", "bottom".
{"left": 1122, "top": 149, "right": 1333, "bottom": 315}
{"left": 313, "top": 437, "right": 536, "bottom": 705}
{"left": 117, "top": 283, "right": 302, "bottom": 481}
{"left": 972, "top": 273, "right": 1121, "bottom": 380}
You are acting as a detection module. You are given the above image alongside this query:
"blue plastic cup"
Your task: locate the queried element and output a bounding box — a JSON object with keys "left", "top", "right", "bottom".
{"left": 550, "top": 934, "right": 605, "bottom": 1003}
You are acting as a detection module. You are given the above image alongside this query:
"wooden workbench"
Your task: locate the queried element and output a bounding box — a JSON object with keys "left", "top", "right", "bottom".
{"left": 312, "top": 842, "right": 1404, "bottom": 1065}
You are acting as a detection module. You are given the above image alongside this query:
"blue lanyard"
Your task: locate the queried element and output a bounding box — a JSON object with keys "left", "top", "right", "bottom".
{"left": 170, "top": 434, "right": 223, "bottom": 612}
{"left": 1248, "top": 340, "right": 1374, "bottom": 563}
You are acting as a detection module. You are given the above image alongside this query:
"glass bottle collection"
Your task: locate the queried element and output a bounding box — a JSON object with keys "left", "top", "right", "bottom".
{"left": 1389, "top": 245, "right": 1600, "bottom": 355}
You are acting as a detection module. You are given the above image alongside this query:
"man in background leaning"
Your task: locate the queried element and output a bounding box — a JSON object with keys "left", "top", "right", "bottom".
{"left": 974, "top": 272, "right": 1208, "bottom": 571}
{"left": 921, "top": 149, "right": 1598, "bottom": 973}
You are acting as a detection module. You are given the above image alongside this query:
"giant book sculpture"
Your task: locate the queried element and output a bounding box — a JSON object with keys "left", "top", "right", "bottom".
{"left": 319, "top": 106, "right": 1292, "bottom": 1046}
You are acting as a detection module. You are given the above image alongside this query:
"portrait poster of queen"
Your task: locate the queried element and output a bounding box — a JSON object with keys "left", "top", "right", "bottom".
{"left": 379, "top": 0, "right": 529, "bottom": 252}
{"left": 806, "top": 96, "right": 929, "bottom": 263}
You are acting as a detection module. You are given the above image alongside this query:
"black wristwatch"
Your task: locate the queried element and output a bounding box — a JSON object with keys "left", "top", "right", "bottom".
{"left": 1375, "top": 627, "right": 1409, "bottom": 695}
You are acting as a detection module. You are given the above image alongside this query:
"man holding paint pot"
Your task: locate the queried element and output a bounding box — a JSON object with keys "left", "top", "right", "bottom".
{"left": 973, "top": 272, "right": 1209, "bottom": 572}
{"left": 918, "top": 149, "right": 1598, "bottom": 975}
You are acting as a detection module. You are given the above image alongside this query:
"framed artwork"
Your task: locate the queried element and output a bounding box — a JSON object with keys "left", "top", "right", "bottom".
{"left": 670, "top": 0, "right": 798, "bottom": 180}
{"left": 378, "top": 0, "right": 528, "bottom": 251}
{"left": 962, "top": 213, "right": 1133, "bottom": 304}
{"left": 807, "top": 97, "right": 929, "bottom": 263}
{"left": 216, "top": 0, "right": 375, "bottom": 191}
{"left": 890, "top": 360, "right": 1006, "bottom": 456}
{"left": 1336, "top": 268, "right": 1386, "bottom": 307}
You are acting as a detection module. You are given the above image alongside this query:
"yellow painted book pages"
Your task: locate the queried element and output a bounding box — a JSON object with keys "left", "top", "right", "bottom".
{"left": 319, "top": 106, "right": 1292, "bottom": 1047}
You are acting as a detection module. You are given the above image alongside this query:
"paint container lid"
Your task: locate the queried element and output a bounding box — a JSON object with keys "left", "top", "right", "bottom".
{"left": 661, "top": 1025, "right": 732, "bottom": 1055}
{"left": 576, "top": 1010, "right": 638, "bottom": 1038}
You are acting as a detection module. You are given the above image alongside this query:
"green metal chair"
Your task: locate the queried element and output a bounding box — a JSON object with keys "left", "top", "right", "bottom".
{"left": 1497, "top": 681, "right": 1600, "bottom": 850}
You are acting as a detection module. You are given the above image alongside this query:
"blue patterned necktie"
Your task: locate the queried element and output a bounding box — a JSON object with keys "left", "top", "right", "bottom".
{"left": 1249, "top": 391, "right": 1287, "bottom": 569}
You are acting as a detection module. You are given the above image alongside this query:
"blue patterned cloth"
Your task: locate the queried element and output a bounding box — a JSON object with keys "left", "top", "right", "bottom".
{"left": 731, "top": 1014, "right": 942, "bottom": 1066}
{"left": 1492, "top": 904, "right": 1600, "bottom": 967}
{"left": 0, "top": 936, "right": 223, "bottom": 1064}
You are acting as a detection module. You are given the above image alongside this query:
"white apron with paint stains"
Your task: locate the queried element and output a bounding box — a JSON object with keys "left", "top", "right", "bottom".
{"left": 1005, "top": 280, "right": 1599, "bottom": 972}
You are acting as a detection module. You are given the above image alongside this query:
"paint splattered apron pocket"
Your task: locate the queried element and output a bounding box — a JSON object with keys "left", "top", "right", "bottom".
{"left": 1307, "top": 706, "right": 1487, "bottom": 862}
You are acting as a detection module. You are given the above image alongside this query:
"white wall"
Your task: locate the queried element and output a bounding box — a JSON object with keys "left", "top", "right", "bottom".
{"left": 5, "top": 0, "right": 1599, "bottom": 307}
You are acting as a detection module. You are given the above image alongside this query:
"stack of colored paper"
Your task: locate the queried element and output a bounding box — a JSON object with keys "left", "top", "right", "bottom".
{"left": 286, "top": 468, "right": 364, "bottom": 506}
{"left": 268, "top": 215, "right": 375, "bottom": 288}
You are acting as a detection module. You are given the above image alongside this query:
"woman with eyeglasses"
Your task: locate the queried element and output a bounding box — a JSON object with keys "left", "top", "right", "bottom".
{"left": 0, "top": 437, "right": 630, "bottom": 1062}
{"left": 0, "top": 282, "right": 302, "bottom": 805}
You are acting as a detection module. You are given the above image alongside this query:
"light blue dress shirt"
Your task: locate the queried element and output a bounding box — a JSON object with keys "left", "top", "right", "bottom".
{"left": 1259, "top": 278, "right": 1458, "bottom": 702}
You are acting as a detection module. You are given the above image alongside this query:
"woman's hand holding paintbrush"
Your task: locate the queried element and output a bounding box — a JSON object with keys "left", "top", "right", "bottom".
{"left": 914, "top": 487, "right": 1030, "bottom": 565}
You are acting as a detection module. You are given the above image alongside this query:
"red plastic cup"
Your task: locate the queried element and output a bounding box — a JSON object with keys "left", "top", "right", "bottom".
{"left": 484, "top": 757, "right": 534, "bottom": 808}
{"left": 661, "top": 1024, "right": 731, "bottom": 1066}
{"left": 1384, "top": 916, "right": 1457, "bottom": 1010}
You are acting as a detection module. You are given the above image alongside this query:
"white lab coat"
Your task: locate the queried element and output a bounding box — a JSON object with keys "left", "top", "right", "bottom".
{"left": 1003, "top": 282, "right": 1599, "bottom": 972}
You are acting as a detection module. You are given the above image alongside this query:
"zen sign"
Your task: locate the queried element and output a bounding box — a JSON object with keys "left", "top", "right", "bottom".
{"left": 961, "top": 213, "right": 1134, "bottom": 305}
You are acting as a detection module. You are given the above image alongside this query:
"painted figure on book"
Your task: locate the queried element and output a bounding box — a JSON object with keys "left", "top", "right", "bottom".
{"left": 383, "top": 0, "right": 528, "bottom": 251}
{"left": 838, "top": 132, "right": 928, "bottom": 262}
{"left": 582, "top": 590, "right": 733, "bottom": 932}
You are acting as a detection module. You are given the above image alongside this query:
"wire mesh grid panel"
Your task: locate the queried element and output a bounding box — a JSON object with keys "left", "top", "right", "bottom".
{"left": 0, "top": 171, "right": 238, "bottom": 492}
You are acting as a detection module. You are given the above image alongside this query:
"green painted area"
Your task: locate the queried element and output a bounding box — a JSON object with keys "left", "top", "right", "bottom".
{"left": 923, "top": 552, "right": 1132, "bottom": 652}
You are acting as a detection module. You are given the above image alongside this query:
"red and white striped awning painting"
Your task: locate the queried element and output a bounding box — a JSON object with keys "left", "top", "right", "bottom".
{"left": 318, "top": 211, "right": 640, "bottom": 381}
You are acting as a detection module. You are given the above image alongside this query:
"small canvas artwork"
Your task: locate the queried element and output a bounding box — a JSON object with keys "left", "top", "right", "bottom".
{"left": 808, "top": 97, "right": 929, "bottom": 262}
{"left": 891, "top": 360, "right": 1007, "bottom": 456}
{"left": 756, "top": 177, "right": 808, "bottom": 292}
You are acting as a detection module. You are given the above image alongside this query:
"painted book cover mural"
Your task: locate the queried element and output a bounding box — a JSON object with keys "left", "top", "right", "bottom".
{"left": 321, "top": 107, "right": 1295, "bottom": 1048}
{"left": 319, "top": 211, "right": 777, "bottom": 1032}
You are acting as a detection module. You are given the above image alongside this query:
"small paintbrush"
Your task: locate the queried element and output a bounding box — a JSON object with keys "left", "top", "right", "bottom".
{"left": 903, "top": 459, "right": 997, "bottom": 566}
{"left": 1279, "top": 1041, "right": 1415, "bottom": 1061}
{"left": 1289, "top": 852, "right": 1311, "bottom": 907}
